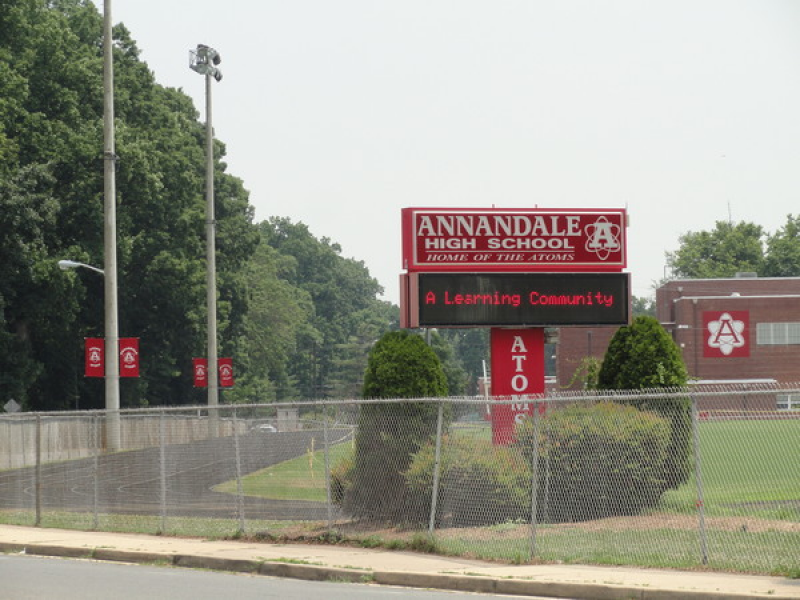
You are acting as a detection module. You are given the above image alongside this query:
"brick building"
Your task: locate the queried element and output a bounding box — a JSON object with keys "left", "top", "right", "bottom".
{"left": 657, "top": 275, "right": 800, "bottom": 385}
{"left": 556, "top": 275, "right": 800, "bottom": 405}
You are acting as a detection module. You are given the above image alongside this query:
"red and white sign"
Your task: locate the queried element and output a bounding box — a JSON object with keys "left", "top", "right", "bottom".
{"left": 119, "top": 338, "right": 140, "bottom": 377}
{"left": 704, "top": 311, "right": 749, "bottom": 358}
{"left": 218, "top": 357, "right": 235, "bottom": 388}
{"left": 85, "top": 338, "right": 105, "bottom": 378}
{"left": 490, "top": 328, "right": 545, "bottom": 445}
{"left": 193, "top": 358, "right": 208, "bottom": 388}
{"left": 402, "top": 207, "right": 626, "bottom": 272}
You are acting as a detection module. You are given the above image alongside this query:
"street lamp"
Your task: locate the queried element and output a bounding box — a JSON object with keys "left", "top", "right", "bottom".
{"left": 190, "top": 44, "right": 222, "bottom": 410}
{"left": 58, "top": 257, "right": 120, "bottom": 449}
{"left": 58, "top": 260, "right": 105, "bottom": 275}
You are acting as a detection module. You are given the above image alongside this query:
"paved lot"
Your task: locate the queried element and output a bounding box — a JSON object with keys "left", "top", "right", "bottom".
{"left": 0, "top": 430, "right": 341, "bottom": 520}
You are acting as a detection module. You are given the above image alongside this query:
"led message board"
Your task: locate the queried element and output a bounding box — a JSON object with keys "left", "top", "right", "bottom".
{"left": 402, "top": 207, "right": 627, "bottom": 272}
{"left": 407, "top": 272, "right": 630, "bottom": 328}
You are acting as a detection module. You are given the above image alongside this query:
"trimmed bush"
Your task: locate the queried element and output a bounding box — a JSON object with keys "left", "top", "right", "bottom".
{"left": 405, "top": 435, "right": 531, "bottom": 527}
{"left": 342, "top": 331, "right": 449, "bottom": 521}
{"left": 516, "top": 402, "right": 671, "bottom": 522}
{"left": 597, "top": 315, "right": 692, "bottom": 490}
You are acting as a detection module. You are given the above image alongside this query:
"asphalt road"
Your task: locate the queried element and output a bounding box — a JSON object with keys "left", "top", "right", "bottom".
{"left": 0, "top": 429, "right": 349, "bottom": 521}
{"left": 1, "top": 555, "right": 534, "bottom": 600}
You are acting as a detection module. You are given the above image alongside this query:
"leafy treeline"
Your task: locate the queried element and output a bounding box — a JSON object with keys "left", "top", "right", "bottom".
{"left": 666, "top": 217, "right": 800, "bottom": 280}
{"left": 0, "top": 1, "right": 396, "bottom": 410}
{"left": 230, "top": 218, "right": 399, "bottom": 403}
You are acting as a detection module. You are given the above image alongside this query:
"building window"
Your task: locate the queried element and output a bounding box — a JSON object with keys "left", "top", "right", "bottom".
{"left": 776, "top": 394, "right": 800, "bottom": 411}
{"left": 756, "top": 322, "right": 800, "bottom": 345}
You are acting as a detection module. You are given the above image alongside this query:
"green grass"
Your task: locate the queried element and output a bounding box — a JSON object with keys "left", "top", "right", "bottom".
{"left": 435, "top": 526, "right": 800, "bottom": 573}
{"left": 213, "top": 442, "right": 352, "bottom": 502}
{"left": 0, "top": 508, "right": 320, "bottom": 539}
{"left": 661, "top": 419, "right": 800, "bottom": 518}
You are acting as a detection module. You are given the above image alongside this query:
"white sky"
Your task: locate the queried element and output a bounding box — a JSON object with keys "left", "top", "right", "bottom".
{"left": 102, "top": 1, "right": 800, "bottom": 303}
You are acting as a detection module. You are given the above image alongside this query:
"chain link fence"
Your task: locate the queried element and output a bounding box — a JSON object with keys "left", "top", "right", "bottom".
{"left": 1, "top": 383, "right": 798, "bottom": 573}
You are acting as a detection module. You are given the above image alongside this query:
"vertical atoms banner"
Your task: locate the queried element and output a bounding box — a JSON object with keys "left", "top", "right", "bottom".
{"left": 490, "top": 328, "right": 545, "bottom": 445}
{"left": 119, "top": 338, "right": 140, "bottom": 377}
{"left": 218, "top": 358, "right": 235, "bottom": 388}
{"left": 193, "top": 358, "right": 208, "bottom": 388}
{"left": 85, "top": 338, "right": 105, "bottom": 377}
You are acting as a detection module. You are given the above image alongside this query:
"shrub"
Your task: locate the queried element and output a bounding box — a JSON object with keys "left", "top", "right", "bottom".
{"left": 597, "top": 315, "right": 692, "bottom": 490}
{"left": 342, "top": 331, "right": 450, "bottom": 521}
{"left": 330, "top": 446, "right": 355, "bottom": 505}
{"left": 405, "top": 435, "right": 531, "bottom": 527}
{"left": 515, "top": 402, "right": 671, "bottom": 522}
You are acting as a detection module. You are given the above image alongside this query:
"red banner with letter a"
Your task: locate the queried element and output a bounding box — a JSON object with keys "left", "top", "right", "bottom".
{"left": 85, "top": 338, "right": 105, "bottom": 377}
{"left": 193, "top": 358, "right": 208, "bottom": 388}
{"left": 119, "top": 338, "right": 140, "bottom": 377}
{"left": 218, "top": 358, "right": 234, "bottom": 388}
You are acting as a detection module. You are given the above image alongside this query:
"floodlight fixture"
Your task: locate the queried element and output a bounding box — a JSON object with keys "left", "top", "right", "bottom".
{"left": 189, "top": 44, "right": 222, "bottom": 81}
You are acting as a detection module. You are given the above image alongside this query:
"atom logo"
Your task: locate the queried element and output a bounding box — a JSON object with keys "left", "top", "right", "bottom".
{"left": 707, "top": 312, "right": 746, "bottom": 356}
{"left": 584, "top": 216, "right": 621, "bottom": 260}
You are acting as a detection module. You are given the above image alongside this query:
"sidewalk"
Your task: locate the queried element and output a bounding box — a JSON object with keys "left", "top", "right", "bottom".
{"left": 0, "top": 524, "right": 798, "bottom": 599}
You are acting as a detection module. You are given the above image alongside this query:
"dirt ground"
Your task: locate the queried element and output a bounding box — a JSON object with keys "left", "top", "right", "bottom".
{"left": 260, "top": 512, "right": 800, "bottom": 545}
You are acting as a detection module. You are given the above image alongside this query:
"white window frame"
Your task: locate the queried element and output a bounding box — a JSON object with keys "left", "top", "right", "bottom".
{"left": 776, "top": 393, "right": 800, "bottom": 411}
{"left": 757, "top": 322, "right": 800, "bottom": 345}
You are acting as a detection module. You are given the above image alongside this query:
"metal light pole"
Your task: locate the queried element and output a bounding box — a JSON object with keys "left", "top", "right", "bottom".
{"left": 103, "top": 0, "right": 121, "bottom": 451}
{"left": 189, "top": 45, "right": 222, "bottom": 409}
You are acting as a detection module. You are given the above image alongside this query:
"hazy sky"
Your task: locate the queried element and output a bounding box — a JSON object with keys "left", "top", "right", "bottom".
{"left": 102, "top": 1, "right": 800, "bottom": 302}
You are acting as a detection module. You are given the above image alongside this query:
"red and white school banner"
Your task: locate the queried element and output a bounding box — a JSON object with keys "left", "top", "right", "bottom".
{"left": 85, "top": 338, "right": 105, "bottom": 378}
{"left": 193, "top": 358, "right": 208, "bottom": 388}
{"left": 490, "top": 328, "right": 545, "bottom": 445}
{"left": 193, "top": 358, "right": 235, "bottom": 388}
{"left": 85, "top": 337, "right": 141, "bottom": 377}
{"left": 119, "top": 338, "right": 140, "bottom": 377}
{"left": 218, "top": 357, "right": 235, "bottom": 388}
{"left": 704, "top": 311, "right": 749, "bottom": 358}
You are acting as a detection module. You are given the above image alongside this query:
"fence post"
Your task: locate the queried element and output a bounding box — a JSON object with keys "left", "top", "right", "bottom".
{"left": 529, "top": 400, "right": 541, "bottom": 559}
{"left": 93, "top": 414, "right": 100, "bottom": 529}
{"left": 232, "top": 407, "right": 245, "bottom": 534}
{"left": 323, "top": 403, "right": 333, "bottom": 532}
{"left": 35, "top": 414, "right": 41, "bottom": 527}
{"left": 691, "top": 396, "right": 709, "bottom": 565}
{"left": 428, "top": 401, "right": 445, "bottom": 536}
{"left": 159, "top": 410, "right": 166, "bottom": 533}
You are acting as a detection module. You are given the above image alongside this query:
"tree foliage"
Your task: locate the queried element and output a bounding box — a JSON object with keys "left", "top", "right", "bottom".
{"left": 0, "top": 1, "right": 396, "bottom": 410}
{"left": 666, "top": 216, "right": 800, "bottom": 280}
{"left": 763, "top": 215, "right": 800, "bottom": 277}
{"left": 597, "top": 316, "right": 688, "bottom": 390}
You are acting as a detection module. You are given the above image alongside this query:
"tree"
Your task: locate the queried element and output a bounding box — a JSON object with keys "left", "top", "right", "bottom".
{"left": 427, "top": 330, "right": 468, "bottom": 396}
{"left": 438, "top": 328, "right": 489, "bottom": 395}
{"left": 763, "top": 214, "right": 800, "bottom": 277}
{"left": 0, "top": 1, "right": 258, "bottom": 409}
{"left": 666, "top": 221, "right": 765, "bottom": 279}
{"left": 343, "top": 330, "right": 448, "bottom": 521}
{"left": 632, "top": 295, "right": 655, "bottom": 317}
{"left": 260, "top": 217, "right": 392, "bottom": 399}
{"left": 598, "top": 316, "right": 687, "bottom": 390}
{"left": 223, "top": 241, "right": 315, "bottom": 403}
{"left": 597, "top": 315, "right": 691, "bottom": 489}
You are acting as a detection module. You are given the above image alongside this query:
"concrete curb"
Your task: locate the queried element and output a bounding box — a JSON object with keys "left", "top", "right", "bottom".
{"left": 1, "top": 541, "right": 797, "bottom": 600}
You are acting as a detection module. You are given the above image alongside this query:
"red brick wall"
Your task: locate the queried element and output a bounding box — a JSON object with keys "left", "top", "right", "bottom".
{"left": 556, "top": 326, "right": 619, "bottom": 390}
{"left": 657, "top": 277, "right": 800, "bottom": 383}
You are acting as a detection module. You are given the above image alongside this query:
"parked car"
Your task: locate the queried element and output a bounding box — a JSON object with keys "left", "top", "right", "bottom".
{"left": 252, "top": 423, "right": 277, "bottom": 433}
